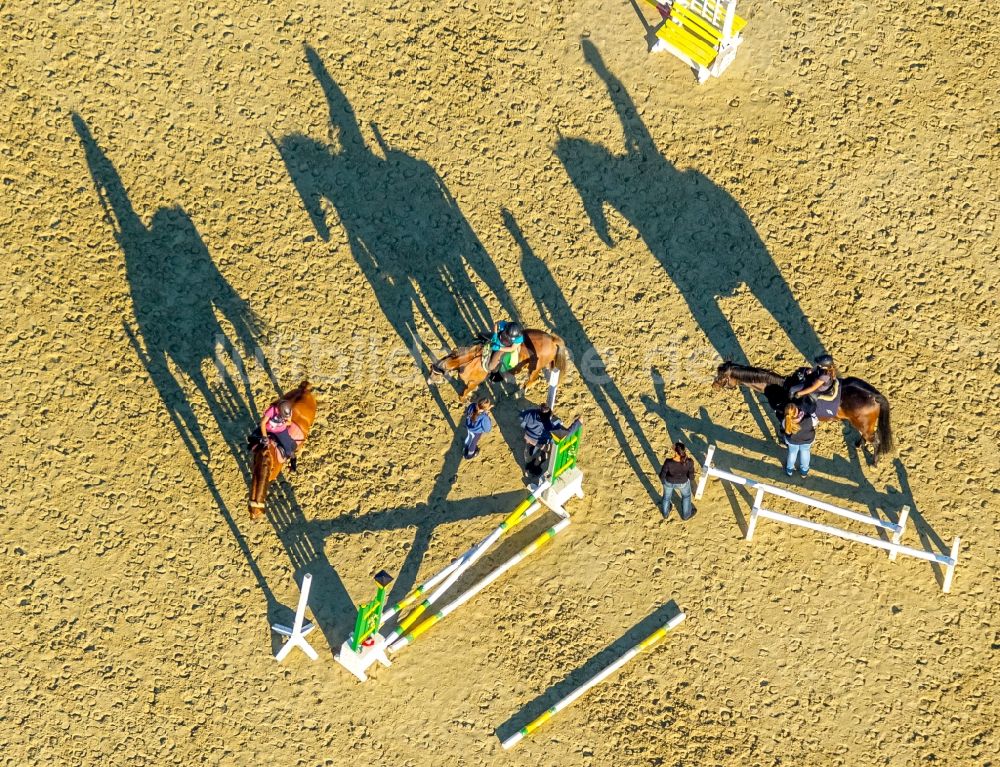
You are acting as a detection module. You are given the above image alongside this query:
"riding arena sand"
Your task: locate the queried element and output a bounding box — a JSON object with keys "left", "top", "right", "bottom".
{"left": 2, "top": 0, "right": 997, "bottom": 765}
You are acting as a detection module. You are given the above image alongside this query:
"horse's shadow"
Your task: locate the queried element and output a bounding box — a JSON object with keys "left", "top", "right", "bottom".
{"left": 74, "top": 113, "right": 355, "bottom": 654}
{"left": 274, "top": 44, "right": 520, "bottom": 425}
{"left": 558, "top": 40, "right": 823, "bottom": 365}
{"left": 558, "top": 40, "right": 826, "bottom": 445}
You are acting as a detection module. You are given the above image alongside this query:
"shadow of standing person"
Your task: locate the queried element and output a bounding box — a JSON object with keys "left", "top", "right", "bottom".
{"left": 73, "top": 114, "right": 355, "bottom": 644}
{"left": 275, "top": 46, "right": 519, "bottom": 422}
{"left": 507, "top": 209, "right": 661, "bottom": 504}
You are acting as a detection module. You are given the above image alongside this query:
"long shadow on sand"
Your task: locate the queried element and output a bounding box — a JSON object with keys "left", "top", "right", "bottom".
{"left": 274, "top": 45, "right": 538, "bottom": 604}
{"left": 558, "top": 40, "right": 825, "bottom": 442}
{"left": 558, "top": 40, "right": 823, "bottom": 364}
{"left": 508, "top": 209, "right": 662, "bottom": 505}
{"left": 275, "top": 45, "right": 519, "bottom": 424}
{"left": 73, "top": 114, "right": 357, "bottom": 646}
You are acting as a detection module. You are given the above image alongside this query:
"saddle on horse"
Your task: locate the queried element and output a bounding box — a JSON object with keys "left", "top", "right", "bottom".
{"left": 789, "top": 367, "right": 841, "bottom": 419}
{"left": 248, "top": 424, "right": 303, "bottom": 466}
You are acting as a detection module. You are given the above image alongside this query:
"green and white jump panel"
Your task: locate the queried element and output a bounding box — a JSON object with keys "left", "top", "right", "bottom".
{"left": 651, "top": 0, "right": 746, "bottom": 83}
{"left": 696, "top": 445, "right": 960, "bottom": 592}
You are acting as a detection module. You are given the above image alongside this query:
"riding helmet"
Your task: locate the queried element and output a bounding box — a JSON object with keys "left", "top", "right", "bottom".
{"left": 503, "top": 321, "right": 524, "bottom": 341}
{"left": 815, "top": 353, "right": 834, "bottom": 367}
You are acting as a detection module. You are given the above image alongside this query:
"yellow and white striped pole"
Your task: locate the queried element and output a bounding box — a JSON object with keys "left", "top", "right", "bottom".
{"left": 378, "top": 557, "right": 464, "bottom": 628}
{"left": 389, "top": 518, "right": 570, "bottom": 652}
{"left": 501, "top": 611, "right": 687, "bottom": 749}
{"left": 383, "top": 489, "right": 548, "bottom": 648}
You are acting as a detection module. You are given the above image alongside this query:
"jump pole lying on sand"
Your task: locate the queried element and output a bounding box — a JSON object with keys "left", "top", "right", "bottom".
{"left": 695, "top": 445, "right": 961, "bottom": 592}
{"left": 501, "top": 612, "right": 687, "bottom": 749}
{"left": 389, "top": 517, "right": 571, "bottom": 652}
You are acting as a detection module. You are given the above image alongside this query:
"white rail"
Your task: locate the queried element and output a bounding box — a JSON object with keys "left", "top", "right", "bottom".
{"left": 695, "top": 445, "right": 960, "bottom": 593}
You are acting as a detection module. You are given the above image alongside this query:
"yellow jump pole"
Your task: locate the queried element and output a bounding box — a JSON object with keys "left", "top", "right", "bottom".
{"left": 501, "top": 612, "right": 687, "bottom": 749}
{"left": 389, "top": 518, "right": 570, "bottom": 652}
{"left": 383, "top": 487, "right": 549, "bottom": 647}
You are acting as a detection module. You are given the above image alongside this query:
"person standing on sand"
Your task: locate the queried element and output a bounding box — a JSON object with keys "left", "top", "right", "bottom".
{"left": 658, "top": 442, "right": 696, "bottom": 521}
{"left": 783, "top": 402, "right": 816, "bottom": 477}
{"left": 463, "top": 398, "right": 494, "bottom": 460}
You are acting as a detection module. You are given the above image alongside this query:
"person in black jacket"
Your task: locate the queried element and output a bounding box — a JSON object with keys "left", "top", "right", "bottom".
{"left": 658, "top": 441, "right": 696, "bottom": 520}
{"left": 783, "top": 402, "right": 817, "bottom": 477}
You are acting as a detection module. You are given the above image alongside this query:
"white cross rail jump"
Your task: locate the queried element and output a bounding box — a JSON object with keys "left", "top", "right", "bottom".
{"left": 695, "top": 445, "right": 960, "bottom": 593}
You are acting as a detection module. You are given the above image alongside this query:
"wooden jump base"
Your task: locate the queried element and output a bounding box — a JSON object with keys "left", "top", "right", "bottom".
{"left": 695, "top": 445, "right": 960, "bottom": 592}
{"left": 645, "top": 0, "right": 746, "bottom": 82}
{"left": 335, "top": 423, "right": 584, "bottom": 681}
{"left": 501, "top": 612, "right": 687, "bottom": 749}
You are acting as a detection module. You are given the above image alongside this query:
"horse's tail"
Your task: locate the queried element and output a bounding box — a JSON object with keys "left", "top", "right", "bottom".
{"left": 874, "top": 391, "right": 894, "bottom": 458}
{"left": 551, "top": 334, "right": 569, "bottom": 377}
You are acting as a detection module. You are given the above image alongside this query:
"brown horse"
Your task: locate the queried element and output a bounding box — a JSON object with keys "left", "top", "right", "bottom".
{"left": 427, "top": 329, "right": 568, "bottom": 402}
{"left": 249, "top": 381, "right": 316, "bottom": 519}
{"left": 713, "top": 361, "right": 894, "bottom": 464}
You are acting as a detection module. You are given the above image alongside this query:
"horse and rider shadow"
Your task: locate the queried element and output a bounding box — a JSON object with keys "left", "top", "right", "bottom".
{"left": 73, "top": 113, "right": 359, "bottom": 646}
{"left": 643, "top": 366, "right": 952, "bottom": 582}
{"left": 557, "top": 40, "right": 825, "bottom": 443}
{"left": 274, "top": 45, "right": 519, "bottom": 426}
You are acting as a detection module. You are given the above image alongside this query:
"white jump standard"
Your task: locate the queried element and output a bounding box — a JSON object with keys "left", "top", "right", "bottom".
{"left": 272, "top": 573, "right": 319, "bottom": 662}
{"left": 696, "top": 445, "right": 961, "bottom": 592}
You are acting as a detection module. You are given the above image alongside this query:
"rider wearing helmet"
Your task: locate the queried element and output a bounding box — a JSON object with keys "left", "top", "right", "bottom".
{"left": 790, "top": 354, "right": 838, "bottom": 399}
{"left": 487, "top": 320, "right": 524, "bottom": 377}
{"left": 260, "top": 397, "right": 299, "bottom": 470}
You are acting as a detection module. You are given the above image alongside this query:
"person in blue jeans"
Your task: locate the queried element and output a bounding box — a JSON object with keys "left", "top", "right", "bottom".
{"left": 658, "top": 441, "right": 695, "bottom": 521}
{"left": 783, "top": 401, "right": 817, "bottom": 476}
{"left": 463, "top": 397, "right": 493, "bottom": 459}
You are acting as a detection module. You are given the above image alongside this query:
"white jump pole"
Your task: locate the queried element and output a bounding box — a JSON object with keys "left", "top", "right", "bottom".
{"left": 389, "top": 518, "right": 571, "bottom": 652}
{"left": 705, "top": 465, "right": 903, "bottom": 535}
{"left": 546, "top": 369, "right": 560, "bottom": 410}
{"left": 942, "top": 537, "right": 961, "bottom": 594}
{"left": 384, "top": 486, "right": 549, "bottom": 648}
{"left": 755, "top": 506, "right": 960, "bottom": 591}
{"left": 501, "top": 612, "right": 687, "bottom": 749}
{"left": 694, "top": 445, "right": 715, "bottom": 501}
{"left": 888, "top": 506, "right": 911, "bottom": 562}
{"left": 273, "top": 573, "right": 319, "bottom": 662}
{"left": 746, "top": 487, "right": 765, "bottom": 541}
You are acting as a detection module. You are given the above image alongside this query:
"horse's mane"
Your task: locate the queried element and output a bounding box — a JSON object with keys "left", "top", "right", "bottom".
{"left": 718, "top": 361, "right": 785, "bottom": 387}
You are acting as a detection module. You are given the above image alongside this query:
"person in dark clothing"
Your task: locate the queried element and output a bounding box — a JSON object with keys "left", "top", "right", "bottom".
{"left": 658, "top": 441, "right": 696, "bottom": 520}
{"left": 519, "top": 403, "right": 568, "bottom": 474}
{"left": 788, "top": 354, "right": 838, "bottom": 399}
{"left": 783, "top": 402, "right": 817, "bottom": 477}
{"left": 462, "top": 397, "right": 493, "bottom": 460}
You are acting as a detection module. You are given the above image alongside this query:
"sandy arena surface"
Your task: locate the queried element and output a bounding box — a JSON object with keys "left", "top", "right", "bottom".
{"left": 3, "top": 0, "right": 998, "bottom": 764}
